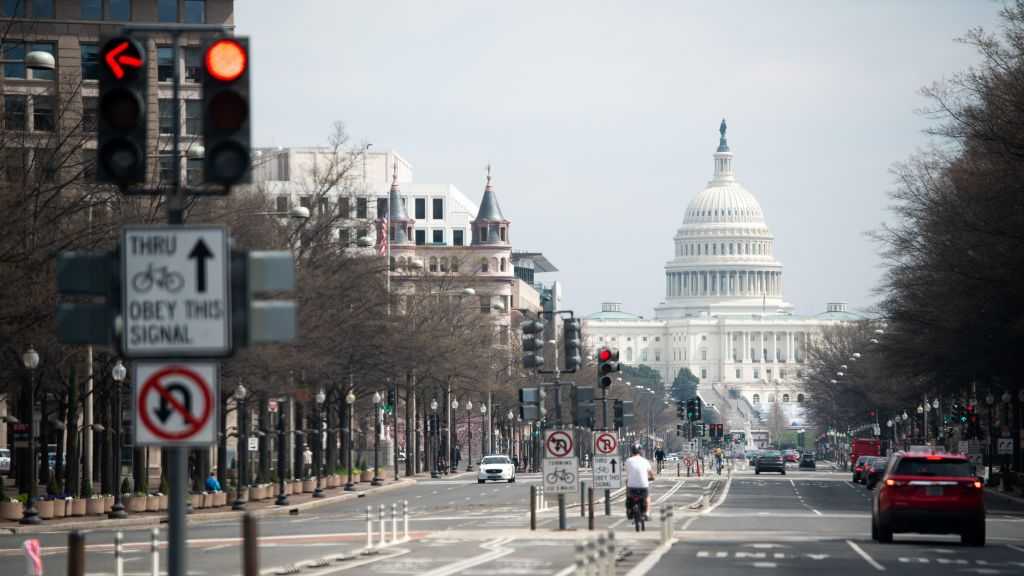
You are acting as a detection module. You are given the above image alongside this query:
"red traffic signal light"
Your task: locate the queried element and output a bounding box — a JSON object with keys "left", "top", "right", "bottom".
{"left": 203, "top": 36, "right": 251, "bottom": 186}
{"left": 598, "top": 348, "right": 612, "bottom": 362}
{"left": 205, "top": 38, "right": 247, "bottom": 82}
{"left": 97, "top": 36, "right": 147, "bottom": 186}
{"left": 103, "top": 40, "right": 143, "bottom": 80}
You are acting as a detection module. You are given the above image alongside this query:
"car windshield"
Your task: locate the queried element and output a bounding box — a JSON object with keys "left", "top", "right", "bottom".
{"left": 762, "top": 451, "right": 782, "bottom": 457}
{"left": 894, "top": 458, "right": 973, "bottom": 477}
{"left": 801, "top": 454, "right": 814, "bottom": 460}
{"left": 481, "top": 457, "right": 510, "bottom": 465}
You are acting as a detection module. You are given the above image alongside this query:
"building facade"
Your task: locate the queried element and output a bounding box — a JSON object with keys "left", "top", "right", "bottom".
{"left": 583, "top": 121, "right": 864, "bottom": 433}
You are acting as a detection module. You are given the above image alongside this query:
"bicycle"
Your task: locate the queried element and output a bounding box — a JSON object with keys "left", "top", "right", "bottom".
{"left": 626, "top": 488, "right": 646, "bottom": 532}
{"left": 132, "top": 263, "right": 185, "bottom": 293}
{"left": 545, "top": 468, "right": 576, "bottom": 485}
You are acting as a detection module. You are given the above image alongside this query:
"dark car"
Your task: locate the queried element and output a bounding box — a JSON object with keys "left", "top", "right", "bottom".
{"left": 865, "top": 458, "right": 888, "bottom": 489}
{"left": 853, "top": 455, "right": 872, "bottom": 483}
{"left": 872, "top": 451, "right": 984, "bottom": 545}
{"left": 799, "top": 453, "right": 816, "bottom": 470}
{"left": 756, "top": 450, "right": 786, "bottom": 475}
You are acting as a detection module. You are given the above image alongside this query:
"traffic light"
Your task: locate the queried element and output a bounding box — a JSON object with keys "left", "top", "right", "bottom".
{"left": 597, "top": 347, "right": 620, "bottom": 388}
{"left": 97, "top": 36, "right": 147, "bottom": 186}
{"left": 676, "top": 398, "right": 686, "bottom": 419}
{"left": 613, "top": 399, "right": 633, "bottom": 429}
{"left": 685, "top": 398, "right": 702, "bottom": 421}
{"left": 203, "top": 36, "right": 251, "bottom": 186}
{"left": 573, "top": 385, "right": 594, "bottom": 428}
{"left": 519, "top": 387, "right": 543, "bottom": 421}
{"left": 695, "top": 423, "right": 706, "bottom": 437}
{"left": 563, "top": 318, "right": 582, "bottom": 372}
{"left": 387, "top": 388, "right": 396, "bottom": 408}
{"left": 676, "top": 423, "right": 685, "bottom": 436}
{"left": 521, "top": 318, "right": 545, "bottom": 369}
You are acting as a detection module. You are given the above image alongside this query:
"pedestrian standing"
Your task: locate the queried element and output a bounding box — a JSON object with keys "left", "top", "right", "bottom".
{"left": 302, "top": 445, "right": 313, "bottom": 479}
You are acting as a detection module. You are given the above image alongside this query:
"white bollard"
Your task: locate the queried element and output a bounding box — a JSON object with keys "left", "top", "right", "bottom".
{"left": 378, "top": 504, "right": 386, "bottom": 546}
{"left": 403, "top": 500, "right": 409, "bottom": 540}
{"left": 606, "top": 529, "right": 616, "bottom": 576}
{"left": 150, "top": 528, "right": 159, "bottom": 576}
{"left": 391, "top": 502, "right": 398, "bottom": 543}
{"left": 115, "top": 531, "right": 124, "bottom": 576}
{"left": 587, "top": 539, "right": 599, "bottom": 576}
{"left": 596, "top": 535, "right": 607, "bottom": 576}
{"left": 574, "top": 542, "right": 586, "bottom": 576}
{"left": 365, "top": 506, "right": 373, "bottom": 550}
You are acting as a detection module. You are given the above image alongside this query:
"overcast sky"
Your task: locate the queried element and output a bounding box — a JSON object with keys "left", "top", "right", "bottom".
{"left": 236, "top": 1, "right": 1003, "bottom": 318}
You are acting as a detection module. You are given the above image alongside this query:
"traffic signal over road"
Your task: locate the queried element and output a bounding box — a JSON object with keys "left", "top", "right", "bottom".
{"left": 613, "top": 399, "right": 633, "bottom": 429}
{"left": 573, "top": 385, "right": 594, "bottom": 428}
{"left": 685, "top": 398, "right": 702, "bottom": 421}
{"left": 563, "top": 318, "right": 582, "bottom": 372}
{"left": 676, "top": 398, "right": 686, "bottom": 419}
{"left": 518, "top": 387, "right": 543, "bottom": 421}
{"left": 97, "top": 36, "right": 147, "bottom": 186}
{"left": 203, "top": 36, "right": 251, "bottom": 186}
{"left": 597, "top": 347, "right": 620, "bottom": 388}
{"left": 521, "top": 318, "right": 545, "bottom": 369}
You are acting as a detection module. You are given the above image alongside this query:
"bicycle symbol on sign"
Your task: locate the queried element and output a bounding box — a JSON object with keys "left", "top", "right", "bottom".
{"left": 132, "top": 263, "right": 185, "bottom": 294}
{"left": 546, "top": 468, "right": 576, "bottom": 485}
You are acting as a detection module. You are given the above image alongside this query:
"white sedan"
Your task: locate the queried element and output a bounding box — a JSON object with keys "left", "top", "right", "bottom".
{"left": 477, "top": 455, "right": 516, "bottom": 483}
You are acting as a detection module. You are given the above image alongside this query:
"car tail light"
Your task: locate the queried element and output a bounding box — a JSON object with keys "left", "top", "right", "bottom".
{"left": 885, "top": 479, "right": 907, "bottom": 487}
{"left": 973, "top": 480, "right": 982, "bottom": 489}
{"left": 926, "top": 455, "right": 944, "bottom": 461}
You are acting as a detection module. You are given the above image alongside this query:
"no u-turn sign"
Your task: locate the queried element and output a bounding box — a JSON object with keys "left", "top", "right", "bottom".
{"left": 133, "top": 362, "right": 219, "bottom": 446}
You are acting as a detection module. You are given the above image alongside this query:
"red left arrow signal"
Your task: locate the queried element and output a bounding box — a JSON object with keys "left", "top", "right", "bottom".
{"left": 105, "top": 40, "right": 143, "bottom": 80}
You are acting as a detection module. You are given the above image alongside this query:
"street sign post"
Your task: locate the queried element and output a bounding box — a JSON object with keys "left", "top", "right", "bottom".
{"left": 544, "top": 429, "right": 574, "bottom": 459}
{"left": 248, "top": 437, "right": 259, "bottom": 451}
{"left": 132, "top": 362, "right": 218, "bottom": 446}
{"left": 543, "top": 429, "right": 578, "bottom": 495}
{"left": 592, "top": 431, "right": 621, "bottom": 490}
{"left": 122, "top": 226, "right": 231, "bottom": 358}
{"left": 997, "top": 437, "right": 1013, "bottom": 455}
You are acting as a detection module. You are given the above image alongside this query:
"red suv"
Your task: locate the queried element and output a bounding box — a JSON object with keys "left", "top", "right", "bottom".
{"left": 872, "top": 451, "right": 984, "bottom": 546}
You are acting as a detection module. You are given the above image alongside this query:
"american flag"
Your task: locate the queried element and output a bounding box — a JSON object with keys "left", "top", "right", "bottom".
{"left": 376, "top": 216, "right": 388, "bottom": 257}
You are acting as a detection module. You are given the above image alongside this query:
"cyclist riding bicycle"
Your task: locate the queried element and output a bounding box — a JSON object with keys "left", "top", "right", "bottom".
{"left": 654, "top": 447, "right": 665, "bottom": 473}
{"left": 625, "top": 444, "right": 655, "bottom": 521}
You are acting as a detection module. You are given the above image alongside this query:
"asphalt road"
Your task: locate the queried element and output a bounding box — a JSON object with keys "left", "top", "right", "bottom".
{"left": 1, "top": 461, "right": 1021, "bottom": 575}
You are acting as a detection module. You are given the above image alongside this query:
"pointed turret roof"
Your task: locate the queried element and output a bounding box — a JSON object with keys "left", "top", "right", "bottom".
{"left": 388, "top": 166, "right": 411, "bottom": 221}
{"left": 474, "top": 165, "right": 507, "bottom": 222}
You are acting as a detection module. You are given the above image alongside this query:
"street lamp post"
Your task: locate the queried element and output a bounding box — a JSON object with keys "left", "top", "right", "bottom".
{"left": 465, "top": 401, "right": 473, "bottom": 472}
{"left": 313, "top": 389, "right": 326, "bottom": 497}
{"left": 480, "top": 403, "right": 488, "bottom": 459}
{"left": 232, "top": 383, "right": 248, "bottom": 510}
{"left": 450, "top": 397, "right": 459, "bottom": 473}
{"left": 344, "top": 391, "right": 356, "bottom": 491}
{"left": 986, "top": 392, "right": 996, "bottom": 479}
{"left": 506, "top": 410, "right": 514, "bottom": 458}
{"left": 108, "top": 360, "right": 128, "bottom": 520}
{"left": 372, "top": 391, "right": 383, "bottom": 486}
{"left": 275, "top": 399, "right": 289, "bottom": 506}
{"left": 20, "top": 347, "right": 41, "bottom": 525}
{"left": 430, "top": 398, "right": 439, "bottom": 479}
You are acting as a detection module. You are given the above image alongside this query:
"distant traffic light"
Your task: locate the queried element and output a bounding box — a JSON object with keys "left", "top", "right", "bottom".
{"left": 597, "top": 347, "right": 620, "bottom": 388}
{"left": 203, "top": 36, "right": 251, "bottom": 186}
{"left": 685, "top": 398, "right": 702, "bottom": 421}
{"left": 563, "top": 318, "right": 582, "bottom": 372}
{"left": 613, "top": 399, "right": 633, "bottom": 429}
{"left": 97, "top": 36, "right": 147, "bottom": 186}
{"left": 518, "top": 387, "right": 542, "bottom": 421}
{"left": 521, "top": 318, "right": 545, "bottom": 369}
{"left": 573, "top": 385, "right": 594, "bottom": 428}
{"left": 676, "top": 398, "right": 686, "bottom": 419}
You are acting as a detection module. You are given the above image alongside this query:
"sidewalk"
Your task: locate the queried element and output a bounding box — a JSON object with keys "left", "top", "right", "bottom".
{"left": 0, "top": 476, "right": 418, "bottom": 535}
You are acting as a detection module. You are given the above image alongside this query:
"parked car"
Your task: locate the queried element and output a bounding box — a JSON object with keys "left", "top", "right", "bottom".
{"left": 783, "top": 450, "right": 799, "bottom": 463}
{"left": 872, "top": 451, "right": 984, "bottom": 545}
{"left": 755, "top": 450, "right": 786, "bottom": 475}
{"left": 0, "top": 448, "right": 10, "bottom": 473}
{"left": 865, "top": 458, "right": 888, "bottom": 490}
{"left": 798, "top": 452, "right": 816, "bottom": 470}
{"left": 477, "top": 455, "right": 516, "bottom": 484}
{"left": 853, "top": 455, "right": 873, "bottom": 483}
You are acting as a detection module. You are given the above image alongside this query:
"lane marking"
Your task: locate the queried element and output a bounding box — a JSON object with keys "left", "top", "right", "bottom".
{"left": 624, "top": 538, "right": 676, "bottom": 576}
{"left": 846, "top": 540, "right": 885, "bottom": 571}
{"left": 812, "top": 509, "right": 823, "bottom": 516}
{"left": 1008, "top": 544, "right": 1024, "bottom": 554}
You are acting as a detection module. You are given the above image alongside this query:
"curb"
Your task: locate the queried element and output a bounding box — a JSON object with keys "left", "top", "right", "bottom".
{"left": 0, "top": 478, "right": 417, "bottom": 535}
{"left": 985, "top": 487, "right": 1024, "bottom": 506}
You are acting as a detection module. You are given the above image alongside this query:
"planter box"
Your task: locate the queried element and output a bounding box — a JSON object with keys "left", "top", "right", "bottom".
{"left": 292, "top": 480, "right": 302, "bottom": 494}
{"left": 159, "top": 495, "right": 168, "bottom": 510}
{"left": 146, "top": 495, "right": 160, "bottom": 512}
{"left": 71, "top": 499, "right": 87, "bottom": 517}
{"left": 87, "top": 498, "right": 106, "bottom": 515}
{"left": 302, "top": 479, "right": 315, "bottom": 493}
{"left": 128, "top": 496, "right": 147, "bottom": 513}
{"left": 1, "top": 501, "right": 23, "bottom": 521}
{"left": 53, "top": 500, "right": 67, "bottom": 518}
{"left": 326, "top": 475, "right": 338, "bottom": 489}
{"left": 201, "top": 493, "right": 213, "bottom": 508}
{"left": 104, "top": 496, "right": 114, "bottom": 512}
{"left": 213, "top": 492, "right": 227, "bottom": 507}
{"left": 359, "top": 470, "right": 373, "bottom": 483}
{"left": 36, "top": 500, "right": 54, "bottom": 519}
{"left": 191, "top": 494, "right": 202, "bottom": 509}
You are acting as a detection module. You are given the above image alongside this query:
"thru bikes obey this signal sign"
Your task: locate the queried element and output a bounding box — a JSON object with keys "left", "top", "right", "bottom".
{"left": 122, "top": 226, "right": 230, "bottom": 357}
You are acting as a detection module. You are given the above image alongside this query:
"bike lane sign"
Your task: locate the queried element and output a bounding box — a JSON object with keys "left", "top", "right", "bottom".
{"left": 543, "top": 457, "right": 578, "bottom": 494}
{"left": 593, "top": 432, "right": 621, "bottom": 490}
{"left": 122, "top": 226, "right": 230, "bottom": 357}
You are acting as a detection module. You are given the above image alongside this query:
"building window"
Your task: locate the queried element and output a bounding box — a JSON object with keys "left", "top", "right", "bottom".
{"left": 735, "top": 368, "right": 741, "bottom": 379}
{"left": 275, "top": 196, "right": 288, "bottom": 212}
{"left": 700, "top": 369, "right": 707, "bottom": 379}
{"left": 184, "top": 0, "right": 205, "bottom": 23}
{"left": 2, "top": 0, "right": 25, "bottom": 16}
{"left": 338, "top": 229, "right": 350, "bottom": 246}
{"left": 440, "top": 257, "right": 449, "bottom": 272}
{"left": 275, "top": 153, "right": 289, "bottom": 180}
{"left": 299, "top": 195, "right": 312, "bottom": 209}
{"left": 184, "top": 100, "right": 201, "bottom": 135}
{"left": 158, "top": 157, "right": 175, "bottom": 183}
{"left": 32, "top": 0, "right": 53, "bottom": 18}
{"left": 158, "top": 47, "right": 175, "bottom": 82}
{"left": 82, "top": 97, "right": 98, "bottom": 133}
{"left": 700, "top": 349, "right": 707, "bottom": 361}
{"left": 753, "top": 394, "right": 760, "bottom": 405}
{"left": 356, "top": 197, "right": 368, "bottom": 219}
{"left": 453, "top": 230, "right": 464, "bottom": 246}
{"left": 655, "top": 352, "right": 661, "bottom": 362}
{"left": 479, "top": 227, "right": 488, "bottom": 242}
{"left": 376, "top": 197, "right": 387, "bottom": 219}
{"left": 626, "top": 348, "right": 633, "bottom": 362}
{"left": 655, "top": 337, "right": 660, "bottom": 342}
{"left": 337, "top": 197, "right": 350, "bottom": 218}
{"left": 450, "top": 257, "right": 460, "bottom": 273}
{"left": 2, "top": 43, "right": 25, "bottom": 78}
{"left": 642, "top": 336, "right": 648, "bottom": 343}
{"left": 158, "top": 100, "right": 174, "bottom": 134}
{"left": 184, "top": 47, "right": 202, "bottom": 82}
{"left": 479, "top": 295, "right": 491, "bottom": 314}
{"left": 641, "top": 350, "right": 648, "bottom": 361}
{"left": 429, "top": 257, "right": 438, "bottom": 272}
{"left": 82, "top": 0, "right": 102, "bottom": 19}
{"left": 480, "top": 258, "right": 489, "bottom": 273}
{"left": 158, "top": 0, "right": 178, "bottom": 21}
{"left": 186, "top": 158, "right": 202, "bottom": 185}
{"left": 414, "top": 198, "right": 426, "bottom": 219}
{"left": 782, "top": 394, "right": 790, "bottom": 403}
{"left": 780, "top": 369, "right": 787, "bottom": 379}
{"left": 107, "top": 0, "right": 130, "bottom": 20}
{"left": 797, "top": 394, "right": 805, "bottom": 403}
{"left": 81, "top": 44, "right": 100, "bottom": 80}
{"left": 753, "top": 368, "right": 760, "bottom": 379}
{"left": 432, "top": 230, "right": 444, "bottom": 245}
{"left": 414, "top": 230, "right": 425, "bottom": 245}
{"left": 3, "top": 95, "right": 27, "bottom": 130}
{"left": 432, "top": 198, "right": 443, "bottom": 219}
{"left": 766, "top": 368, "right": 772, "bottom": 379}
{"left": 500, "top": 227, "right": 507, "bottom": 241}
{"left": 500, "top": 258, "right": 506, "bottom": 272}
{"left": 33, "top": 96, "right": 54, "bottom": 131}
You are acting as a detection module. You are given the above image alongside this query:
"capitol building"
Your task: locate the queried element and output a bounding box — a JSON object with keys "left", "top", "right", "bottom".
{"left": 582, "top": 121, "right": 862, "bottom": 436}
